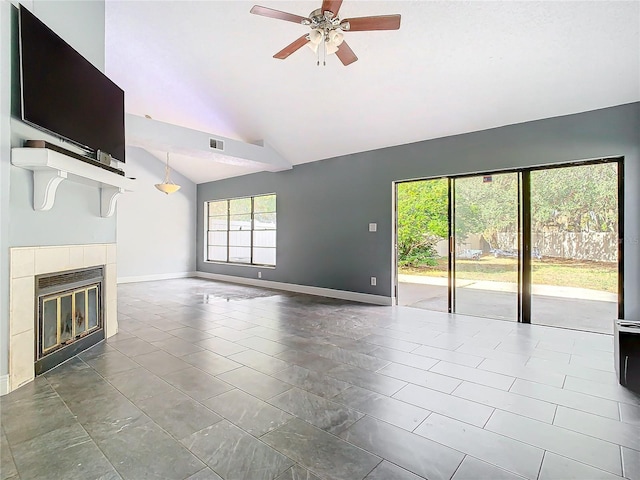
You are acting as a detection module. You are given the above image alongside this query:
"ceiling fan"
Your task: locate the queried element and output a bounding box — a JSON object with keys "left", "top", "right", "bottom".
{"left": 250, "top": 0, "right": 401, "bottom": 66}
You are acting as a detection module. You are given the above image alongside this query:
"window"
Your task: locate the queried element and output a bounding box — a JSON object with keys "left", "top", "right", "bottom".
{"left": 206, "top": 194, "right": 276, "bottom": 266}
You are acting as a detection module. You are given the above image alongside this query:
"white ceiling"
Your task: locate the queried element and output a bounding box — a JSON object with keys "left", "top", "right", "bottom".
{"left": 105, "top": 1, "right": 640, "bottom": 184}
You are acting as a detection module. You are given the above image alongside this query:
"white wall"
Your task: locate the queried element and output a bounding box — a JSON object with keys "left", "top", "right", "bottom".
{"left": 117, "top": 147, "right": 196, "bottom": 282}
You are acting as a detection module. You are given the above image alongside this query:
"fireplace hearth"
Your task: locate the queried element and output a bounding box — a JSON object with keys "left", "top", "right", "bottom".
{"left": 35, "top": 266, "right": 105, "bottom": 375}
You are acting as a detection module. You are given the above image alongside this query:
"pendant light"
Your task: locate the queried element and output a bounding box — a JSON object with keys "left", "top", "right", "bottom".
{"left": 155, "top": 152, "right": 181, "bottom": 195}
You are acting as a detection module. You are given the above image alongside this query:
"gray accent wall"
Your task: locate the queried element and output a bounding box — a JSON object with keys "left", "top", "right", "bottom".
{"left": 0, "top": 0, "right": 109, "bottom": 380}
{"left": 198, "top": 102, "right": 640, "bottom": 319}
{"left": 117, "top": 147, "right": 196, "bottom": 280}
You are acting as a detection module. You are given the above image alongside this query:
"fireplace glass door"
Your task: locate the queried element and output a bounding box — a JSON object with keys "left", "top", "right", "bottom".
{"left": 39, "top": 284, "right": 101, "bottom": 356}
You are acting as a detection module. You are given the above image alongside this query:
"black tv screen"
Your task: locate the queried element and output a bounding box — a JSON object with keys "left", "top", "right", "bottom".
{"left": 19, "top": 6, "right": 125, "bottom": 163}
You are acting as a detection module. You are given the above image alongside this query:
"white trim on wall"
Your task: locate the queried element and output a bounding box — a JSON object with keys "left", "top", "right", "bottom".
{"left": 195, "top": 271, "right": 393, "bottom": 306}
{"left": 118, "top": 270, "right": 395, "bottom": 304}
{"left": 117, "top": 272, "right": 197, "bottom": 284}
{"left": 0, "top": 374, "right": 9, "bottom": 396}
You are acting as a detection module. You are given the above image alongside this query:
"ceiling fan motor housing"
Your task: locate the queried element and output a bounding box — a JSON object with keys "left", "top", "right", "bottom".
{"left": 307, "top": 8, "right": 348, "bottom": 31}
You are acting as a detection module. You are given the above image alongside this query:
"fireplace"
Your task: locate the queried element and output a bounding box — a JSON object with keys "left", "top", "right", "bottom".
{"left": 6, "top": 243, "right": 118, "bottom": 395}
{"left": 35, "top": 266, "right": 105, "bottom": 375}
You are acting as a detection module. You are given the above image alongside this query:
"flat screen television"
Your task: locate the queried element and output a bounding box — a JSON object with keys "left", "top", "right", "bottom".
{"left": 19, "top": 6, "right": 125, "bottom": 163}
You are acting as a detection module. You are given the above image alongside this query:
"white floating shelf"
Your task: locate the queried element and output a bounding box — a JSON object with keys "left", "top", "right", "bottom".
{"left": 11, "top": 147, "right": 136, "bottom": 217}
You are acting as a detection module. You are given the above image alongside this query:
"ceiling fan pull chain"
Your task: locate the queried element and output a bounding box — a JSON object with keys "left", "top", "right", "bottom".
{"left": 322, "top": 35, "right": 327, "bottom": 66}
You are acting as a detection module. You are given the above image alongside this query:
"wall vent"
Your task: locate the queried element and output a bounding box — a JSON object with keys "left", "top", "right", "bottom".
{"left": 209, "top": 138, "right": 224, "bottom": 151}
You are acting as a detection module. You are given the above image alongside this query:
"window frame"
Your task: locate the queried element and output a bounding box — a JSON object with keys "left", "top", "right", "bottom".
{"left": 205, "top": 193, "right": 276, "bottom": 267}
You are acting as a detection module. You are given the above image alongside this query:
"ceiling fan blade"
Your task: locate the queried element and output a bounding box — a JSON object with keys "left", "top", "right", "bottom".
{"left": 342, "top": 14, "right": 401, "bottom": 31}
{"left": 250, "top": 5, "right": 309, "bottom": 24}
{"left": 321, "top": 0, "right": 343, "bottom": 16}
{"left": 274, "top": 35, "right": 310, "bottom": 59}
{"left": 335, "top": 41, "right": 358, "bottom": 66}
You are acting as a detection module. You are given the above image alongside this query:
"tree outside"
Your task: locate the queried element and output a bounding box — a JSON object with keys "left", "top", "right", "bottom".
{"left": 396, "top": 178, "right": 448, "bottom": 267}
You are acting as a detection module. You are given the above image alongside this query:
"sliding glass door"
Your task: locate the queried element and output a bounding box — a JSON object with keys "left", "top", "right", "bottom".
{"left": 395, "top": 158, "right": 622, "bottom": 332}
{"left": 396, "top": 178, "right": 449, "bottom": 310}
{"left": 529, "top": 163, "right": 620, "bottom": 333}
{"left": 452, "top": 173, "right": 520, "bottom": 321}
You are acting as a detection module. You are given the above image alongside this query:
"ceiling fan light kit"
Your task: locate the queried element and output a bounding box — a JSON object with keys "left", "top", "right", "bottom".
{"left": 306, "top": 25, "right": 344, "bottom": 64}
{"left": 250, "top": 0, "right": 400, "bottom": 66}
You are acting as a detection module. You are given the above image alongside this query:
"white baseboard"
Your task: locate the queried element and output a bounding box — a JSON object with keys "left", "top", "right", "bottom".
{"left": 117, "top": 271, "right": 196, "bottom": 284}
{"left": 195, "top": 271, "right": 393, "bottom": 306}
{"left": 0, "top": 374, "right": 9, "bottom": 396}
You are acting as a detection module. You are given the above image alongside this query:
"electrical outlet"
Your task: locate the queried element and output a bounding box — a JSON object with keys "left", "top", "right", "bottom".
{"left": 258, "top": 271, "right": 262, "bottom": 279}
{"left": 369, "top": 223, "right": 377, "bottom": 232}
{"left": 370, "top": 276, "right": 376, "bottom": 286}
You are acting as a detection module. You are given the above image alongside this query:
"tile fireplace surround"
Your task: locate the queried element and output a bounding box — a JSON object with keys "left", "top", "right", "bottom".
{"left": 8, "top": 243, "right": 118, "bottom": 393}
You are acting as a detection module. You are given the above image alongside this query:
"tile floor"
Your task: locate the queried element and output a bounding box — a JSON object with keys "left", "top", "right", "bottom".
{"left": 1, "top": 278, "right": 639, "bottom": 480}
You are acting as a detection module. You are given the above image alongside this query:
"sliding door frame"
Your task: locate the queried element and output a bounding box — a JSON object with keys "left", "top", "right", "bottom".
{"left": 525, "top": 157, "right": 625, "bottom": 323}
{"left": 448, "top": 177, "right": 454, "bottom": 313}
{"left": 521, "top": 171, "right": 531, "bottom": 323}
{"left": 618, "top": 159, "right": 625, "bottom": 320}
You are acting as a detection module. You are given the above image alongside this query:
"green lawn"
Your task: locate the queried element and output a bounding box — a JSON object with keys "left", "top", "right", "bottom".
{"left": 400, "top": 256, "right": 617, "bottom": 293}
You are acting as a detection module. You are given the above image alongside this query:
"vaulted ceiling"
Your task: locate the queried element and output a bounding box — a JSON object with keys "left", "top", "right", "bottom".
{"left": 105, "top": 1, "right": 640, "bottom": 183}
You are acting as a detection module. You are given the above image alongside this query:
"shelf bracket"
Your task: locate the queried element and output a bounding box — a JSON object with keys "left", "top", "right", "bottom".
{"left": 100, "top": 187, "right": 125, "bottom": 218}
{"left": 33, "top": 169, "right": 67, "bottom": 211}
